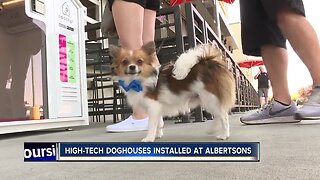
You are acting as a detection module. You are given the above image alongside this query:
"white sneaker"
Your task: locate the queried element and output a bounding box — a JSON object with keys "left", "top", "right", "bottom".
{"left": 106, "top": 115, "right": 148, "bottom": 132}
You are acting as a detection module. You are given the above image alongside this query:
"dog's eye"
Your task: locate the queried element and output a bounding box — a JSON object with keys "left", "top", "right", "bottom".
{"left": 122, "top": 59, "right": 129, "bottom": 65}
{"left": 137, "top": 59, "right": 144, "bottom": 65}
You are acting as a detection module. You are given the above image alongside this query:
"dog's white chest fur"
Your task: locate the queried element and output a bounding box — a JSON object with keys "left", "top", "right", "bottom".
{"left": 125, "top": 87, "right": 195, "bottom": 116}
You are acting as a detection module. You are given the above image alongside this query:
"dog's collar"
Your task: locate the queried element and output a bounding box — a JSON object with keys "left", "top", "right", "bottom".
{"left": 118, "top": 80, "right": 143, "bottom": 92}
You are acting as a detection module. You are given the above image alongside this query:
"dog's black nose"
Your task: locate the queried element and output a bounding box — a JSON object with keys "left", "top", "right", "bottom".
{"left": 129, "top": 65, "right": 136, "bottom": 71}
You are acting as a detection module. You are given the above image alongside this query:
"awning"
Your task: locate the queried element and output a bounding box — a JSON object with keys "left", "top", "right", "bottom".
{"left": 170, "top": 0, "right": 192, "bottom": 6}
{"left": 219, "top": 0, "right": 235, "bottom": 4}
{"left": 170, "top": 0, "right": 234, "bottom": 6}
{"left": 237, "top": 59, "right": 264, "bottom": 68}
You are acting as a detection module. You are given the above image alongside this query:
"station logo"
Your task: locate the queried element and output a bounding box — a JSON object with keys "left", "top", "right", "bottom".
{"left": 62, "top": 2, "right": 70, "bottom": 16}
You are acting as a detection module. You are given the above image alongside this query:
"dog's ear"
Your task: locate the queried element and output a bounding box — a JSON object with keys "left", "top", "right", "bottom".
{"left": 141, "top": 41, "right": 156, "bottom": 55}
{"left": 109, "top": 45, "right": 121, "bottom": 58}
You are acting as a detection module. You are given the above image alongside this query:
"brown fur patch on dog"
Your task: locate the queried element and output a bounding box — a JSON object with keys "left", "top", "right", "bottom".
{"left": 145, "top": 56, "right": 235, "bottom": 109}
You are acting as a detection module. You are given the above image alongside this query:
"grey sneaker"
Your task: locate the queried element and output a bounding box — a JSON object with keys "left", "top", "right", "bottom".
{"left": 240, "top": 100, "right": 300, "bottom": 125}
{"left": 295, "top": 86, "right": 320, "bottom": 120}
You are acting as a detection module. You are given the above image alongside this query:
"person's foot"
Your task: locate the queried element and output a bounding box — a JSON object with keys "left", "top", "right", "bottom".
{"left": 106, "top": 115, "right": 148, "bottom": 132}
{"left": 295, "top": 86, "right": 320, "bottom": 120}
{"left": 240, "top": 100, "right": 300, "bottom": 125}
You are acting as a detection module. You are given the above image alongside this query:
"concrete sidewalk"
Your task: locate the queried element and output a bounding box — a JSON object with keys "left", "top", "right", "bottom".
{"left": 1, "top": 113, "right": 320, "bottom": 180}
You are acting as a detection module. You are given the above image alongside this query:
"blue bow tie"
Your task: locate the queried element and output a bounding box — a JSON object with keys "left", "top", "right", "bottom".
{"left": 118, "top": 80, "right": 143, "bottom": 92}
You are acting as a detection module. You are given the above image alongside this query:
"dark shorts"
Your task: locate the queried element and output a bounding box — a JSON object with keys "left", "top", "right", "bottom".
{"left": 108, "top": 0, "right": 160, "bottom": 11}
{"left": 258, "top": 88, "right": 269, "bottom": 98}
{"left": 239, "top": 0, "right": 305, "bottom": 56}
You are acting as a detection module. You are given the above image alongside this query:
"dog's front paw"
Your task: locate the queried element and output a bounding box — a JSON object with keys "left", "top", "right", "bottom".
{"left": 156, "top": 128, "right": 163, "bottom": 139}
{"left": 215, "top": 134, "right": 229, "bottom": 140}
{"left": 141, "top": 137, "right": 155, "bottom": 142}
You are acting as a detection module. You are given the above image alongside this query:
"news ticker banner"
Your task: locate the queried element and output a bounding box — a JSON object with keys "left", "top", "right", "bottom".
{"left": 24, "top": 142, "right": 260, "bottom": 162}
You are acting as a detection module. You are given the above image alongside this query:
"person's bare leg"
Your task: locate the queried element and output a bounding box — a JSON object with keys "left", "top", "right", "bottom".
{"left": 277, "top": 8, "right": 320, "bottom": 85}
{"left": 112, "top": 1, "right": 143, "bottom": 50}
{"left": 261, "top": 45, "right": 291, "bottom": 104}
{"left": 143, "top": 9, "right": 160, "bottom": 66}
{"left": 240, "top": 46, "right": 299, "bottom": 124}
{"left": 112, "top": 0, "right": 147, "bottom": 120}
{"left": 277, "top": 8, "right": 320, "bottom": 120}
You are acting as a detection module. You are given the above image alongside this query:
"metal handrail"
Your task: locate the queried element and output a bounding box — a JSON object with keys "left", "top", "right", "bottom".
{"left": 185, "top": 3, "right": 259, "bottom": 111}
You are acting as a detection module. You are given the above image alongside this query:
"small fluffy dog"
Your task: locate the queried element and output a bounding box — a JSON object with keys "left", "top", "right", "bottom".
{"left": 110, "top": 42, "right": 235, "bottom": 142}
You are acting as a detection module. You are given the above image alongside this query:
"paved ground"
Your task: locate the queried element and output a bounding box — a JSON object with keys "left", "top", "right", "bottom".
{"left": 1, "top": 113, "right": 320, "bottom": 180}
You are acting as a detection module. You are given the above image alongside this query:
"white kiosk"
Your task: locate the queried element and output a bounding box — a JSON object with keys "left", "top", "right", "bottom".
{"left": 0, "top": 0, "right": 88, "bottom": 134}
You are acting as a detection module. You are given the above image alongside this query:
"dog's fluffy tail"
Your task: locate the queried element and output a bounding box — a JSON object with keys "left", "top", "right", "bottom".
{"left": 172, "top": 43, "right": 222, "bottom": 80}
